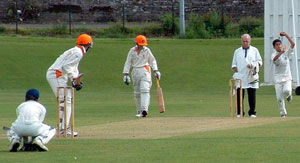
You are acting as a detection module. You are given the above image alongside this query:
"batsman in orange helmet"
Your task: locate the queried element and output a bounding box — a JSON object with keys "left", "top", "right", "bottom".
{"left": 123, "top": 35, "right": 161, "bottom": 117}
{"left": 46, "top": 34, "right": 93, "bottom": 136}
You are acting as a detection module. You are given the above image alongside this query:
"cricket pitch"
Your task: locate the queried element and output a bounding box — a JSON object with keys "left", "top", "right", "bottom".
{"left": 76, "top": 117, "right": 298, "bottom": 139}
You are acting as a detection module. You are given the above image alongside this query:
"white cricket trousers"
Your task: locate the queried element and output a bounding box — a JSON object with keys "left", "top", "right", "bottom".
{"left": 274, "top": 80, "right": 292, "bottom": 116}
{"left": 7, "top": 123, "right": 56, "bottom": 145}
{"left": 46, "top": 70, "right": 72, "bottom": 129}
{"left": 132, "top": 67, "right": 152, "bottom": 113}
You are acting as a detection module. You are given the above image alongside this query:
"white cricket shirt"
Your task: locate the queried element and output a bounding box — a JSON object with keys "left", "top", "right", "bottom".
{"left": 271, "top": 48, "right": 293, "bottom": 83}
{"left": 48, "top": 46, "right": 85, "bottom": 80}
{"left": 14, "top": 100, "right": 46, "bottom": 125}
{"left": 123, "top": 46, "right": 158, "bottom": 74}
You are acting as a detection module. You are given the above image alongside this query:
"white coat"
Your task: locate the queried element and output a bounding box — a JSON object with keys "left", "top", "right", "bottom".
{"left": 232, "top": 46, "right": 262, "bottom": 88}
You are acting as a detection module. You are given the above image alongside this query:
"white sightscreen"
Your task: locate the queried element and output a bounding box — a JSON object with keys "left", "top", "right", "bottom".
{"left": 263, "top": 0, "right": 300, "bottom": 87}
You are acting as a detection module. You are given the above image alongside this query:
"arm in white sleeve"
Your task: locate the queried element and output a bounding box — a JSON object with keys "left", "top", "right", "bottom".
{"left": 255, "top": 49, "right": 263, "bottom": 66}
{"left": 123, "top": 49, "right": 133, "bottom": 74}
{"left": 231, "top": 50, "right": 237, "bottom": 68}
{"left": 271, "top": 52, "right": 280, "bottom": 65}
{"left": 147, "top": 49, "right": 158, "bottom": 71}
{"left": 62, "top": 52, "right": 82, "bottom": 79}
{"left": 287, "top": 48, "right": 294, "bottom": 58}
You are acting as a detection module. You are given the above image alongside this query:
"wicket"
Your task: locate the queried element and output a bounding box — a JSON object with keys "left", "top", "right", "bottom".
{"left": 57, "top": 86, "right": 75, "bottom": 138}
{"left": 229, "top": 79, "right": 243, "bottom": 117}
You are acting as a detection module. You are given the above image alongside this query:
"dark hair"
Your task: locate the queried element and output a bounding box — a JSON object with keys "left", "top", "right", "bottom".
{"left": 25, "top": 89, "right": 39, "bottom": 101}
{"left": 272, "top": 39, "right": 282, "bottom": 47}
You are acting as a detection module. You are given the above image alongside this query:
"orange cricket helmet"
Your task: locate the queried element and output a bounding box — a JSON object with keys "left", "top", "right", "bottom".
{"left": 77, "top": 34, "right": 93, "bottom": 47}
{"left": 136, "top": 35, "right": 148, "bottom": 46}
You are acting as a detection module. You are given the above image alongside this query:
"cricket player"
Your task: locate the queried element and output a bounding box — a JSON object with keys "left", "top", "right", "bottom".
{"left": 46, "top": 34, "right": 93, "bottom": 136}
{"left": 123, "top": 35, "right": 161, "bottom": 117}
{"left": 271, "top": 32, "right": 295, "bottom": 117}
{"left": 232, "top": 34, "right": 262, "bottom": 117}
{"left": 7, "top": 89, "right": 56, "bottom": 152}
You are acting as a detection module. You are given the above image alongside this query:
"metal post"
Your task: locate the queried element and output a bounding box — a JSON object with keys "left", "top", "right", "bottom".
{"left": 171, "top": 0, "right": 175, "bottom": 35}
{"left": 220, "top": 0, "right": 225, "bottom": 34}
{"left": 68, "top": 4, "right": 72, "bottom": 35}
{"left": 179, "top": 0, "right": 185, "bottom": 38}
{"left": 15, "top": 1, "right": 18, "bottom": 34}
{"left": 122, "top": 1, "right": 125, "bottom": 32}
{"left": 291, "top": 0, "right": 299, "bottom": 86}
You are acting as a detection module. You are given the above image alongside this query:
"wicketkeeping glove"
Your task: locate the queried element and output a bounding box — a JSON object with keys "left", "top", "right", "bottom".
{"left": 123, "top": 74, "right": 131, "bottom": 85}
{"left": 154, "top": 70, "right": 161, "bottom": 80}
{"left": 72, "top": 80, "right": 84, "bottom": 91}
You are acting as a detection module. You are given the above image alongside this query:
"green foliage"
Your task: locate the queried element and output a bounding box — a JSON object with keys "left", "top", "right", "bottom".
{"left": 133, "top": 25, "right": 163, "bottom": 37}
{"left": 0, "top": 26, "right": 5, "bottom": 33}
{"left": 203, "top": 9, "right": 231, "bottom": 37}
{"left": 239, "top": 16, "right": 263, "bottom": 36}
{"left": 160, "top": 14, "right": 179, "bottom": 36}
{"left": 225, "top": 23, "right": 240, "bottom": 38}
{"left": 186, "top": 13, "right": 210, "bottom": 39}
{"left": 0, "top": 14, "right": 263, "bottom": 39}
{"left": 50, "top": 25, "right": 68, "bottom": 35}
{"left": 186, "top": 10, "right": 235, "bottom": 39}
{"left": 252, "top": 24, "right": 264, "bottom": 37}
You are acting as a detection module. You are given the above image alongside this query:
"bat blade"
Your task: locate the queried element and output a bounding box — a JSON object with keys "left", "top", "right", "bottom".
{"left": 157, "top": 87, "right": 165, "bottom": 113}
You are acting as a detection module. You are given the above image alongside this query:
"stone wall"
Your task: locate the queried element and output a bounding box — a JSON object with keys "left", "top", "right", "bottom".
{"left": 0, "top": 0, "right": 264, "bottom": 23}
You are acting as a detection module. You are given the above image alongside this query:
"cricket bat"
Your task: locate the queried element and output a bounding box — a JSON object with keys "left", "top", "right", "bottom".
{"left": 156, "top": 78, "right": 165, "bottom": 113}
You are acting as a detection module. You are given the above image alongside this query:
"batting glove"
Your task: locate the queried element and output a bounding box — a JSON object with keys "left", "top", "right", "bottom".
{"left": 123, "top": 74, "right": 131, "bottom": 85}
{"left": 154, "top": 70, "right": 161, "bottom": 80}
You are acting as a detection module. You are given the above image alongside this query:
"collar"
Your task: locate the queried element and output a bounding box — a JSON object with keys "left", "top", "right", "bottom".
{"left": 77, "top": 45, "right": 87, "bottom": 55}
{"left": 135, "top": 45, "right": 145, "bottom": 51}
{"left": 242, "top": 46, "right": 250, "bottom": 50}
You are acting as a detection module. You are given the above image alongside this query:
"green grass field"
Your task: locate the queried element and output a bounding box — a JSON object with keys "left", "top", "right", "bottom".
{"left": 1, "top": 36, "right": 300, "bottom": 163}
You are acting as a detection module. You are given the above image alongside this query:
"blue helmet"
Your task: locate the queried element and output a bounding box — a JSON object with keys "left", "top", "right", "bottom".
{"left": 25, "top": 89, "right": 40, "bottom": 101}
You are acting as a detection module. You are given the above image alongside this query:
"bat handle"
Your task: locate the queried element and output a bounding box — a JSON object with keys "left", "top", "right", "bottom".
{"left": 156, "top": 78, "right": 160, "bottom": 88}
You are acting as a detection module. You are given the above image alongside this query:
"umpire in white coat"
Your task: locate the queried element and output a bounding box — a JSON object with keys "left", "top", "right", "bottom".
{"left": 123, "top": 35, "right": 161, "bottom": 117}
{"left": 7, "top": 89, "right": 56, "bottom": 152}
{"left": 232, "top": 34, "right": 262, "bottom": 117}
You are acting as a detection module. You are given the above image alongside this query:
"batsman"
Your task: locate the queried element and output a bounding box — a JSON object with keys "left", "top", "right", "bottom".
{"left": 46, "top": 34, "right": 93, "bottom": 136}
{"left": 123, "top": 35, "right": 161, "bottom": 117}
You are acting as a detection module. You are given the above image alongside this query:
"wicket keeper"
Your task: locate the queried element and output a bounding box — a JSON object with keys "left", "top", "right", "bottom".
{"left": 123, "top": 35, "right": 161, "bottom": 117}
{"left": 46, "top": 34, "right": 93, "bottom": 136}
{"left": 7, "top": 89, "right": 56, "bottom": 152}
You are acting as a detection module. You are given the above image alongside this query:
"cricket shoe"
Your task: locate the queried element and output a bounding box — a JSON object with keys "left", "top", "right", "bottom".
{"left": 9, "top": 138, "right": 20, "bottom": 152}
{"left": 142, "top": 110, "right": 148, "bottom": 117}
{"left": 250, "top": 115, "right": 257, "bottom": 118}
{"left": 287, "top": 95, "right": 292, "bottom": 103}
{"left": 60, "top": 129, "right": 78, "bottom": 137}
{"left": 136, "top": 111, "right": 142, "bottom": 117}
{"left": 281, "top": 114, "right": 287, "bottom": 118}
{"left": 32, "top": 138, "right": 48, "bottom": 152}
{"left": 136, "top": 113, "right": 142, "bottom": 117}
